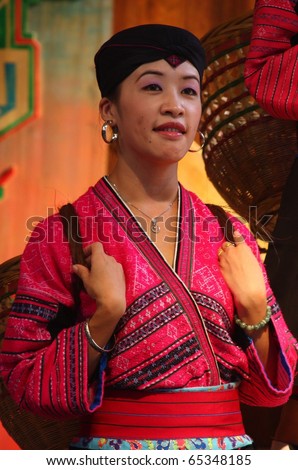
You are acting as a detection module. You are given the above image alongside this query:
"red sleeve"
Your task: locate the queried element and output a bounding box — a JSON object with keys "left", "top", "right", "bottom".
{"left": 244, "top": 0, "right": 298, "bottom": 120}
{"left": 0, "top": 215, "right": 105, "bottom": 418}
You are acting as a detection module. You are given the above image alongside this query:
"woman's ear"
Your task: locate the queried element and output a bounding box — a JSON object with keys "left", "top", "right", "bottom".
{"left": 99, "top": 97, "right": 115, "bottom": 122}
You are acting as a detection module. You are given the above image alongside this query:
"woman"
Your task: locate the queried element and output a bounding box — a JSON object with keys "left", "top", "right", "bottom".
{"left": 0, "top": 24, "right": 297, "bottom": 451}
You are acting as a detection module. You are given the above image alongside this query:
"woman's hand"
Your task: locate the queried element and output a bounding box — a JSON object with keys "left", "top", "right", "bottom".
{"left": 73, "top": 242, "right": 126, "bottom": 378}
{"left": 218, "top": 231, "right": 267, "bottom": 326}
{"left": 218, "top": 231, "right": 279, "bottom": 375}
{"left": 73, "top": 242, "right": 126, "bottom": 321}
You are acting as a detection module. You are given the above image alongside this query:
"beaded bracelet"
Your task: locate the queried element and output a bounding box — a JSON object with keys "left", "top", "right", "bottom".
{"left": 234, "top": 305, "right": 272, "bottom": 331}
{"left": 84, "top": 320, "right": 116, "bottom": 353}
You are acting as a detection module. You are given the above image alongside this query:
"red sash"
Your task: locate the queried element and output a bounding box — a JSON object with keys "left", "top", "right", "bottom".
{"left": 80, "top": 388, "right": 245, "bottom": 440}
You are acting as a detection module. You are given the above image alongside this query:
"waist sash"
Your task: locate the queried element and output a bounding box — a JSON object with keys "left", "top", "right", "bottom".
{"left": 80, "top": 388, "right": 245, "bottom": 440}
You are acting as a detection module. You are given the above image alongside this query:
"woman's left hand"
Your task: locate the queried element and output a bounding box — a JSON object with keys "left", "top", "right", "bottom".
{"left": 218, "top": 230, "right": 267, "bottom": 326}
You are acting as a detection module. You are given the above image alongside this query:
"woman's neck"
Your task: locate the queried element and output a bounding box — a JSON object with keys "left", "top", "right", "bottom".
{"left": 108, "top": 160, "right": 179, "bottom": 205}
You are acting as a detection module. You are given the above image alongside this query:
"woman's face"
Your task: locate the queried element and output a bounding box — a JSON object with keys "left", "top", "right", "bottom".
{"left": 103, "top": 59, "right": 202, "bottom": 167}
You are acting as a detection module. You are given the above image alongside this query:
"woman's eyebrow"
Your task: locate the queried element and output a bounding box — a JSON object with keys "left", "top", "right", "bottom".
{"left": 183, "top": 75, "right": 200, "bottom": 85}
{"left": 136, "top": 70, "right": 200, "bottom": 87}
{"left": 137, "top": 70, "right": 164, "bottom": 80}
{"left": 137, "top": 70, "right": 200, "bottom": 82}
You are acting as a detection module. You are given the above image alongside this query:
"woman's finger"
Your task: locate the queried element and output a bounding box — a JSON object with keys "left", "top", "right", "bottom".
{"left": 83, "top": 244, "right": 93, "bottom": 256}
{"left": 223, "top": 241, "right": 235, "bottom": 250}
{"left": 233, "top": 230, "right": 245, "bottom": 245}
{"left": 83, "top": 242, "right": 105, "bottom": 258}
{"left": 72, "top": 264, "right": 89, "bottom": 283}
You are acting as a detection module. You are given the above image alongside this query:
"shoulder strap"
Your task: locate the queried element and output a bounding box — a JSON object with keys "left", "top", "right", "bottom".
{"left": 207, "top": 203, "right": 267, "bottom": 254}
{"left": 59, "top": 202, "right": 87, "bottom": 306}
{"left": 59, "top": 203, "right": 86, "bottom": 266}
{"left": 47, "top": 203, "right": 86, "bottom": 338}
{"left": 206, "top": 203, "right": 235, "bottom": 243}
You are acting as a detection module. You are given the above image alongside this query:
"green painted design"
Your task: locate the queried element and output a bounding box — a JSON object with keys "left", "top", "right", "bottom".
{"left": 0, "top": 8, "right": 6, "bottom": 47}
{"left": 0, "top": 0, "right": 39, "bottom": 139}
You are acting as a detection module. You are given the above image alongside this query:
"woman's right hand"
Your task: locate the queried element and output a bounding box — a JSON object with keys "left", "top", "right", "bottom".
{"left": 73, "top": 242, "right": 126, "bottom": 377}
{"left": 73, "top": 242, "right": 126, "bottom": 323}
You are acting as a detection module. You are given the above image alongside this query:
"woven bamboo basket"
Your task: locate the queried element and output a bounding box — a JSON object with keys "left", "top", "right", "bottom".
{"left": 200, "top": 12, "right": 297, "bottom": 241}
{"left": 0, "top": 256, "right": 79, "bottom": 449}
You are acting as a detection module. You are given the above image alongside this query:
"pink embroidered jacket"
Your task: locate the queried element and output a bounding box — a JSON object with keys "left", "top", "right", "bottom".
{"left": 244, "top": 0, "right": 298, "bottom": 120}
{"left": 0, "top": 179, "right": 297, "bottom": 418}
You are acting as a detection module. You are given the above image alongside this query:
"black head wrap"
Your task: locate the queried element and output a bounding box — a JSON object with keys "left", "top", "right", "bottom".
{"left": 94, "top": 24, "right": 206, "bottom": 97}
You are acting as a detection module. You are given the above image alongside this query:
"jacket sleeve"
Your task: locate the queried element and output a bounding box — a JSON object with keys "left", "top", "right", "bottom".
{"left": 244, "top": 0, "right": 298, "bottom": 120}
{"left": 231, "top": 217, "right": 298, "bottom": 407}
{"left": 0, "top": 215, "right": 106, "bottom": 418}
{"left": 238, "top": 301, "right": 297, "bottom": 407}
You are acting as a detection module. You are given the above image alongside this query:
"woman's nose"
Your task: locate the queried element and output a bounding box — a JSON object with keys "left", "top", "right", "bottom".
{"left": 160, "top": 93, "right": 184, "bottom": 117}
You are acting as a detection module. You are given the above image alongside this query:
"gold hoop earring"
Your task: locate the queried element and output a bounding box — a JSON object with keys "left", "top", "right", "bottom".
{"left": 101, "top": 120, "right": 118, "bottom": 144}
{"left": 188, "top": 130, "right": 206, "bottom": 153}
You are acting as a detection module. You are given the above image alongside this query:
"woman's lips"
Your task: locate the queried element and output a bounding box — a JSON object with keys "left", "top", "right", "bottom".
{"left": 153, "top": 122, "right": 186, "bottom": 136}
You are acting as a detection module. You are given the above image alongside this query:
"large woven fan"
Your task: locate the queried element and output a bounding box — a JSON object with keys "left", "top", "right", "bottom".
{"left": 200, "top": 12, "right": 297, "bottom": 241}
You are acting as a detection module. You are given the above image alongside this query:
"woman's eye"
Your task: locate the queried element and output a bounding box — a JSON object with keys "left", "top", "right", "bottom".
{"left": 143, "top": 84, "right": 162, "bottom": 91}
{"left": 182, "top": 87, "right": 198, "bottom": 96}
